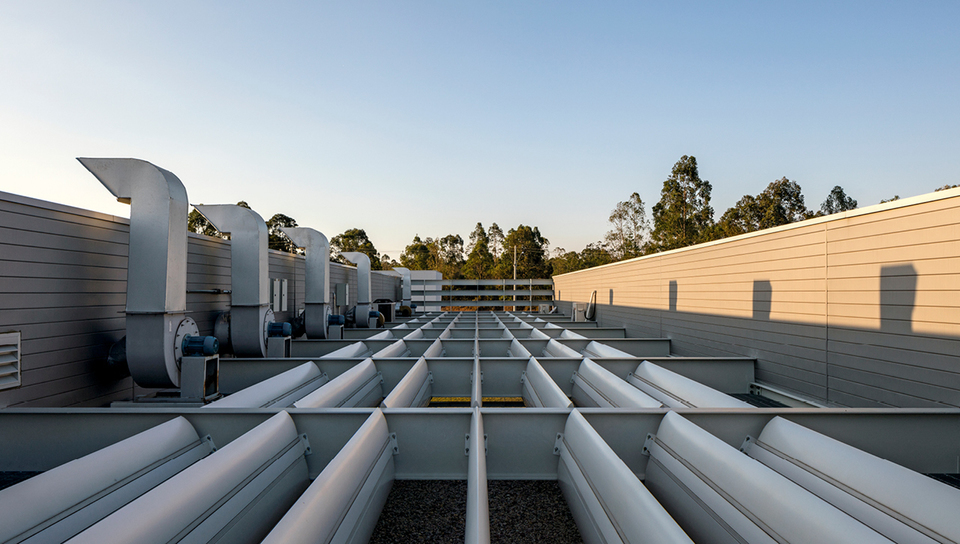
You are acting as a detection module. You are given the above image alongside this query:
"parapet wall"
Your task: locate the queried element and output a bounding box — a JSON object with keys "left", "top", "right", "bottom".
{"left": 0, "top": 191, "right": 400, "bottom": 407}
{"left": 554, "top": 188, "right": 960, "bottom": 408}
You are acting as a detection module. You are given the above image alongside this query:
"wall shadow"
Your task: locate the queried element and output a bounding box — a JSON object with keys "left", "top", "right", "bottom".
{"left": 752, "top": 280, "right": 772, "bottom": 320}
{"left": 880, "top": 264, "right": 917, "bottom": 334}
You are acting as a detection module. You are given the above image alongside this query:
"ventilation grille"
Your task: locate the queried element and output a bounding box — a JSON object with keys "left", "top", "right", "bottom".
{"left": 0, "top": 331, "right": 21, "bottom": 391}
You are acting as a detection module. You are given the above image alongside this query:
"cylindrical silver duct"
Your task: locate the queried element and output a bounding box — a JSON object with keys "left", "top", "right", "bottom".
{"left": 342, "top": 251, "right": 374, "bottom": 328}
{"left": 280, "top": 227, "right": 331, "bottom": 339}
{"left": 393, "top": 267, "right": 412, "bottom": 306}
{"left": 195, "top": 204, "right": 272, "bottom": 357}
{"left": 79, "top": 158, "right": 190, "bottom": 388}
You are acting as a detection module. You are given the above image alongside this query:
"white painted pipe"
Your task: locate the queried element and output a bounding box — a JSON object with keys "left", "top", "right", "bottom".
{"left": 558, "top": 410, "right": 694, "bottom": 544}
{"left": 293, "top": 359, "right": 382, "bottom": 408}
{"left": 373, "top": 340, "right": 411, "bottom": 358}
{"left": 542, "top": 339, "right": 582, "bottom": 358}
{"left": 381, "top": 357, "right": 431, "bottom": 408}
{"left": 629, "top": 360, "right": 752, "bottom": 408}
{"left": 423, "top": 339, "right": 445, "bottom": 357}
{"left": 262, "top": 410, "right": 394, "bottom": 544}
{"left": 744, "top": 416, "right": 960, "bottom": 543}
{"left": 341, "top": 251, "right": 374, "bottom": 328}
{"left": 78, "top": 158, "right": 189, "bottom": 388}
{"left": 195, "top": 204, "right": 272, "bottom": 357}
{"left": 321, "top": 341, "right": 372, "bottom": 359}
{"left": 572, "top": 358, "right": 662, "bottom": 408}
{"left": 522, "top": 357, "right": 573, "bottom": 408}
{"left": 644, "top": 412, "right": 891, "bottom": 544}
{"left": 471, "top": 357, "right": 482, "bottom": 408}
{"left": 281, "top": 227, "right": 331, "bottom": 339}
{"left": 0, "top": 417, "right": 207, "bottom": 543}
{"left": 507, "top": 339, "right": 531, "bottom": 358}
{"left": 69, "top": 412, "right": 307, "bottom": 544}
{"left": 581, "top": 340, "right": 631, "bottom": 358}
{"left": 465, "top": 408, "right": 491, "bottom": 544}
{"left": 205, "top": 361, "right": 327, "bottom": 408}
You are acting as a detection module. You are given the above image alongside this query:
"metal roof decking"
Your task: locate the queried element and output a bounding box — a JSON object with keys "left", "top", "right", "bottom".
{"left": 2, "top": 311, "right": 960, "bottom": 543}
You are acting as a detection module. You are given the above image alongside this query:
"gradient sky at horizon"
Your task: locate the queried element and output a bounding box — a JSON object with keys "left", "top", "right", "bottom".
{"left": 1, "top": 1, "right": 958, "bottom": 259}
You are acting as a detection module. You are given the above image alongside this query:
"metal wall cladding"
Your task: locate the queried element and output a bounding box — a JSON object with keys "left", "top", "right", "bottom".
{"left": 0, "top": 191, "right": 400, "bottom": 408}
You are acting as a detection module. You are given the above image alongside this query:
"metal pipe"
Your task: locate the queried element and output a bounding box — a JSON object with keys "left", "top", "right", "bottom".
{"left": 79, "top": 158, "right": 190, "bottom": 388}
{"left": 195, "top": 204, "right": 273, "bottom": 357}
{"left": 465, "top": 408, "right": 491, "bottom": 544}
{"left": 280, "top": 227, "right": 332, "bottom": 339}
{"left": 341, "top": 251, "right": 374, "bottom": 328}
{"left": 393, "top": 267, "right": 412, "bottom": 306}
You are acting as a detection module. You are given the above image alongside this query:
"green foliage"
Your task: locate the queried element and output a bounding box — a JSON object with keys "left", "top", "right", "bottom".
{"left": 399, "top": 235, "right": 433, "bottom": 270}
{"left": 605, "top": 192, "right": 648, "bottom": 260}
{"left": 880, "top": 195, "right": 900, "bottom": 203}
{"left": 820, "top": 186, "right": 857, "bottom": 215}
{"left": 187, "top": 207, "right": 219, "bottom": 237}
{"left": 487, "top": 223, "right": 504, "bottom": 259}
{"left": 716, "top": 177, "right": 811, "bottom": 237}
{"left": 649, "top": 155, "right": 715, "bottom": 252}
{"left": 463, "top": 223, "right": 495, "bottom": 279}
{"left": 331, "top": 228, "right": 382, "bottom": 270}
{"left": 935, "top": 184, "right": 960, "bottom": 191}
{"left": 494, "top": 225, "right": 551, "bottom": 279}
{"left": 265, "top": 213, "right": 299, "bottom": 253}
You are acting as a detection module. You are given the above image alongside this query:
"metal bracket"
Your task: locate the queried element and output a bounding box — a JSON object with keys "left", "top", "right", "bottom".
{"left": 553, "top": 433, "right": 564, "bottom": 456}
{"left": 203, "top": 434, "right": 217, "bottom": 452}
{"left": 389, "top": 432, "right": 399, "bottom": 455}
{"left": 570, "top": 371, "right": 578, "bottom": 384}
{"left": 301, "top": 433, "right": 313, "bottom": 455}
{"left": 464, "top": 433, "right": 489, "bottom": 456}
{"left": 428, "top": 371, "right": 434, "bottom": 384}
{"left": 641, "top": 433, "right": 656, "bottom": 457}
{"left": 521, "top": 371, "right": 526, "bottom": 384}
{"left": 377, "top": 371, "right": 384, "bottom": 384}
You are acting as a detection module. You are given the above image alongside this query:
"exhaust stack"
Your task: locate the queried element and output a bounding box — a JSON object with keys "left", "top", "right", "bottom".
{"left": 341, "top": 252, "right": 376, "bottom": 328}
{"left": 280, "top": 227, "right": 334, "bottom": 339}
{"left": 195, "top": 204, "right": 274, "bottom": 357}
{"left": 393, "top": 267, "right": 412, "bottom": 307}
{"left": 79, "top": 158, "right": 195, "bottom": 387}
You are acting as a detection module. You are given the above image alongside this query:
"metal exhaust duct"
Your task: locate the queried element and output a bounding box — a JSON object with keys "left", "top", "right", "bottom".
{"left": 393, "top": 266, "right": 412, "bottom": 307}
{"left": 341, "top": 251, "right": 376, "bottom": 328}
{"left": 79, "top": 158, "right": 195, "bottom": 388}
{"left": 195, "top": 204, "right": 274, "bottom": 357}
{"left": 280, "top": 227, "right": 333, "bottom": 339}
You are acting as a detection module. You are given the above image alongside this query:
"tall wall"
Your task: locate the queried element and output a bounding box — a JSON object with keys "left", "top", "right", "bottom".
{"left": 0, "top": 191, "right": 400, "bottom": 408}
{"left": 554, "top": 188, "right": 960, "bottom": 408}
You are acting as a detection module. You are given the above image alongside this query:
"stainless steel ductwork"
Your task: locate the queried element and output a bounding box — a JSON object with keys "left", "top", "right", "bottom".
{"left": 280, "top": 227, "right": 333, "bottom": 339}
{"left": 195, "top": 204, "right": 274, "bottom": 357}
{"left": 79, "top": 158, "right": 198, "bottom": 388}
{"left": 393, "top": 266, "right": 412, "bottom": 307}
{"left": 342, "top": 251, "right": 377, "bottom": 328}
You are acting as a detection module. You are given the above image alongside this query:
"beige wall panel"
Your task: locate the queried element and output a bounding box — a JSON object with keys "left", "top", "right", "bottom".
{"left": 555, "top": 190, "right": 960, "bottom": 407}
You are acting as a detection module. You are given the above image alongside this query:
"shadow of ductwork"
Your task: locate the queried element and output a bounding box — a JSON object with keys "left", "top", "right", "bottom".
{"left": 880, "top": 264, "right": 917, "bottom": 335}
{"left": 753, "top": 280, "right": 772, "bottom": 321}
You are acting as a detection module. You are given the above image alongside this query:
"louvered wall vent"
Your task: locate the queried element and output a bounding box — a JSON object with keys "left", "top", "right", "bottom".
{"left": 0, "top": 331, "right": 21, "bottom": 391}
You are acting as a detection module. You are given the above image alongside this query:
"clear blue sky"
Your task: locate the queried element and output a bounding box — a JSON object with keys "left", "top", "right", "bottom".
{"left": 2, "top": 1, "right": 958, "bottom": 259}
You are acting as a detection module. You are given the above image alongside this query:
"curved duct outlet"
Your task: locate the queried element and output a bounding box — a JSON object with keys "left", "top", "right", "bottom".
{"left": 341, "top": 251, "right": 375, "bottom": 328}
{"left": 195, "top": 204, "right": 273, "bottom": 357}
{"left": 79, "top": 158, "right": 191, "bottom": 388}
{"left": 393, "top": 267, "right": 412, "bottom": 306}
{"left": 280, "top": 227, "right": 332, "bottom": 339}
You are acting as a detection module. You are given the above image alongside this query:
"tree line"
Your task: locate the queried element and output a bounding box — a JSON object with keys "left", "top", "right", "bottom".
{"left": 187, "top": 159, "right": 960, "bottom": 279}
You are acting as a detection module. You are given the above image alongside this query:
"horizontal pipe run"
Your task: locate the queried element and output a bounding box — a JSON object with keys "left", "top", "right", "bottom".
{"left": 628, "top": 361, "right": 752, "bottom": 409}
{"left": 69, "top": 412, "right": 308, "bottom": 544}
{"left": 558, "top": 410, "right": 694, "bottom": 544}
{"left": 381, "top": 357, "right": 431, "bottom": 408}
{"left": 465, "top": 408, "right": 491, "bottom": 544}
{"left": 0, "top": 417, "right": 210, "bottom": 543}
{"left": 262, "top": 410, "right": 395, "bottom": 544}
{"left": 571, "top": 358, "right": 662, "bottom": 408}
{"left": 643, "top": 411, "right": 891, "bottom": 544}
{"left": 522, "top": 357, "right": 573, "bottom": 408}
{"left": 205, "top": 361, "right": 327, "bottom": 408}
{"left": 294, "top": 359, "right": 382, "bottom": 408}
{"left": 744, "top": 416, "right": 960, "bottom": 543}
